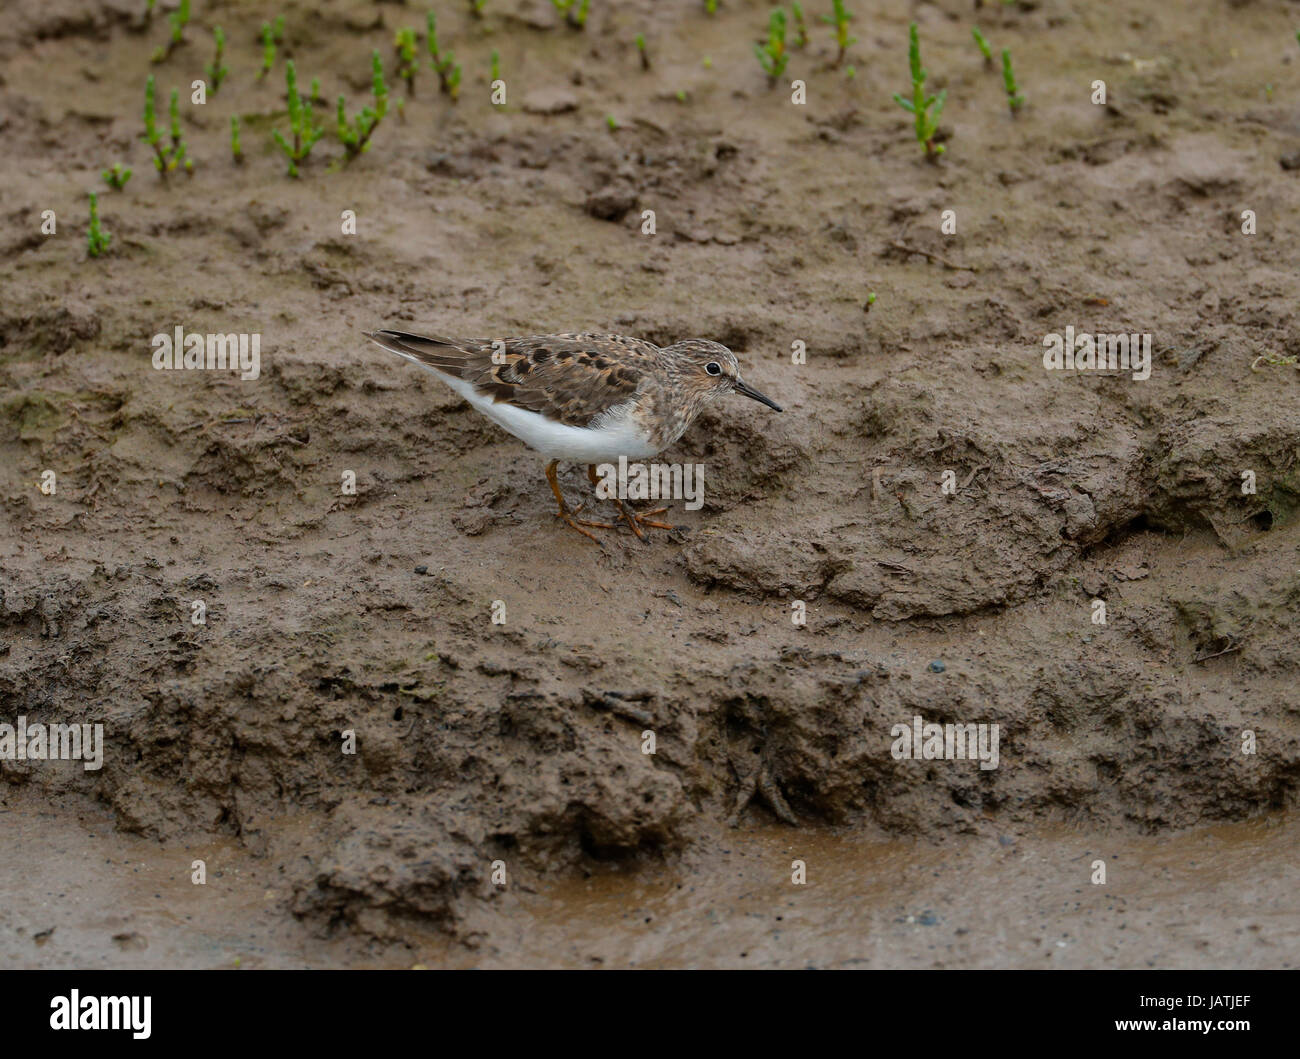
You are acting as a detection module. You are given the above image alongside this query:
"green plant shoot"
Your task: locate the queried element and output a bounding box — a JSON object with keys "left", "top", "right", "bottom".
{"left": 169, "top": 88, "right": 193, "bottom": 175}
{"left": 206, "top": 26, "right": 228, "bottom": 93}
{"left": 258, "top": 22, "right": 277, "bottom": 80}
{"left": 635, "top": 34, "right": 649, "bottom": 71}
{"left": 142, "top": 76, "right": 190, "bottom": 179}
{"left": 272, "top": 60, "right": 324, "bottom": 177}
{"left": 820, "top": 0, "right": 855, "bottom": 67}
{"left": 101, "top": 163, "right": 132, "bottom": 191}
{"left": 971, "top": 26, "right": 993, "bottom": 67}
{"left": 892, "top": 23, "right": 945, "bottom": 160}
{"left": 337, "top": 51, "right": 389, "bottom": 160}
{"left": 231, "top": 114, "right": 243, "bottom": 163}
{"left": 87, "top": 191, "right": 110, "bottom": 257}
{"left": 143, "top": 74, "right": 162, "bottom": 165}
{"left": 167, "top": 0, "right": 190, "bottom": 51}
{"left": 552, "top": 0, "right": 589, "bottom": 29}
{"left": 1001, "top": 48, "right": 1024, "bottom": 113}
{"left": 791, "top": 3, "right": 807, "bottom": 49}
{"left": 755, "top": 9, "right": 788, "bottom": 86}
{"left": 395, "top": 27, "right": 418, "bottom": 95}
{"left": 427, "top": 13, "right": 462, "bottom": 101}
{"left": 373, "top": 50, "right": 390, "bottom": 119}
{"left": 491, "top": 49, "right": 501, "bottom": 83}
{"left": 151, "top": 0, "right": 190, "bottom": 63}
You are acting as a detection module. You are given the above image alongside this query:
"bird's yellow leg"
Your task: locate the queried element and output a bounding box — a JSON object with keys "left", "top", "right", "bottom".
{"left": 547, "top": 460, "right": 615, "bottom": 541}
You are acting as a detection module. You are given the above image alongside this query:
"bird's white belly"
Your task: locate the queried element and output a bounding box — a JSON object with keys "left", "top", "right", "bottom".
{"left": 434, "top": 371, "right": 660, "bottom": 462}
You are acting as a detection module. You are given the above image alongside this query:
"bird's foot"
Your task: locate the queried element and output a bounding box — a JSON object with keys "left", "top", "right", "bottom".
{"left": 728, "top": 761, "right": 798, "bottom": 827}
{"left": 548, "top": 459, "right": 620, "bottom": 544}
{"left": 611, "top": 499, "right": 675, "bottom": 540}
{"left": 554, "top": 506, "right": 617, "bottom": 543}
{"left": 582, "top": 465, "right": 675, "bottom": 540}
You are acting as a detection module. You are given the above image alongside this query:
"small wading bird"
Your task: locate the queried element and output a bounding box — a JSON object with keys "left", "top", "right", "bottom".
{"left": 364, "top": 329, "right": 783, "bottom": 541}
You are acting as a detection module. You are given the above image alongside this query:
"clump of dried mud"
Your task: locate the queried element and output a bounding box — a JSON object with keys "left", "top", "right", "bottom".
{"left": 2, "top": 0, "right": 1299, "bottom": 948}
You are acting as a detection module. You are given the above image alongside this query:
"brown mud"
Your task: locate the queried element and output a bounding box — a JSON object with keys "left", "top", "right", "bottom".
{"left": 4, "top": 789, "right": 1296, "bottom": 968}
{"left": 2, "top": 0, "right": 1299, "bottom": 967}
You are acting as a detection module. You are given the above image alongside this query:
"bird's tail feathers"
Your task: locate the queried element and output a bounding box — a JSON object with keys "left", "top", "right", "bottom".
{"left": 363, "top": 329, "right": 474, "bottom": 376}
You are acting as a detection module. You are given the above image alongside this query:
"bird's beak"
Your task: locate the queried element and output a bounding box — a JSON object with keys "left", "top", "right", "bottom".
{"left": 733, "top": 378, "right": 783, "bottom": 412}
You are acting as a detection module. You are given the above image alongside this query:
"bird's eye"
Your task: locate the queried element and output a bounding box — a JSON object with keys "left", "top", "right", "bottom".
{"left": 705, "top": 362, "right": 722, "bottom": 376}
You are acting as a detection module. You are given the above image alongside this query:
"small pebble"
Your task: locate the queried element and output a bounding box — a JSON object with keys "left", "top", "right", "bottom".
{"left": 414, "top": 565, "right": 428, "bottom": 575}
{"left": 928, "top": 660, "right": 945, "bottom": 673}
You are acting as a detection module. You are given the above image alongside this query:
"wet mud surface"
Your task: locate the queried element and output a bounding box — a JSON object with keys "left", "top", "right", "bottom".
{"left": 2, "top": 0, "right": 1299, "bottom": 966}
{"left": 4, "top": 789, "right": 1295, "bottom": 968}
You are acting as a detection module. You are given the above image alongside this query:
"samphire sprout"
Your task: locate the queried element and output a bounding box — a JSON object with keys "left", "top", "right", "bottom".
{"left": 891, "top": 23, "right": 946, "bottom": 161}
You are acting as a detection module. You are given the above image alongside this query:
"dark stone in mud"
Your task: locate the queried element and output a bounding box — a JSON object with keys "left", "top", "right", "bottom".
{"left": 927, "top": 660, "right": 945, "bottom": 673}
{"left": 1280, "top": 150, "right": 1300, "bottom": 171}
{"left": 584, "top": 186, "right": 637, "bottom": 221}
{"left": 414, "top": 565, "right": 428, "bottom": 575}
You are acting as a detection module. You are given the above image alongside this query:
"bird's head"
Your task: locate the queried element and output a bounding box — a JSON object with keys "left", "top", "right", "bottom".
{"left": 664, "top": 339, "right": 783, "bottom": 413}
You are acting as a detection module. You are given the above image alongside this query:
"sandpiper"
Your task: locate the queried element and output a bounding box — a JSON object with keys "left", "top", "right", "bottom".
{"left": 364, "top": 329, "right": 783, "bottom": 541}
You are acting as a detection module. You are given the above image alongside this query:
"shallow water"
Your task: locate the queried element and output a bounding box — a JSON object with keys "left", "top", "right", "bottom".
{"left": 3, "top": 790, "right": 1293, "bottom": 969}
{"left": 482, "top": 818, "right": 1298, "bottom": 969}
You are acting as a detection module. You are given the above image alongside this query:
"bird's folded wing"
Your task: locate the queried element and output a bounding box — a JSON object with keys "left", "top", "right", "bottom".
{"left": 367, "top": 330, "right": 658, "bottom": 427}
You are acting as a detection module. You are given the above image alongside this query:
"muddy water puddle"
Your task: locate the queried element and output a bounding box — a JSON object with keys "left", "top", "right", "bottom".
{"left": 2, "top": 790, "right": 1294, "bottom": 969}
{"left": 490, "top": 819, "right": 1298, "bottom": 969}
